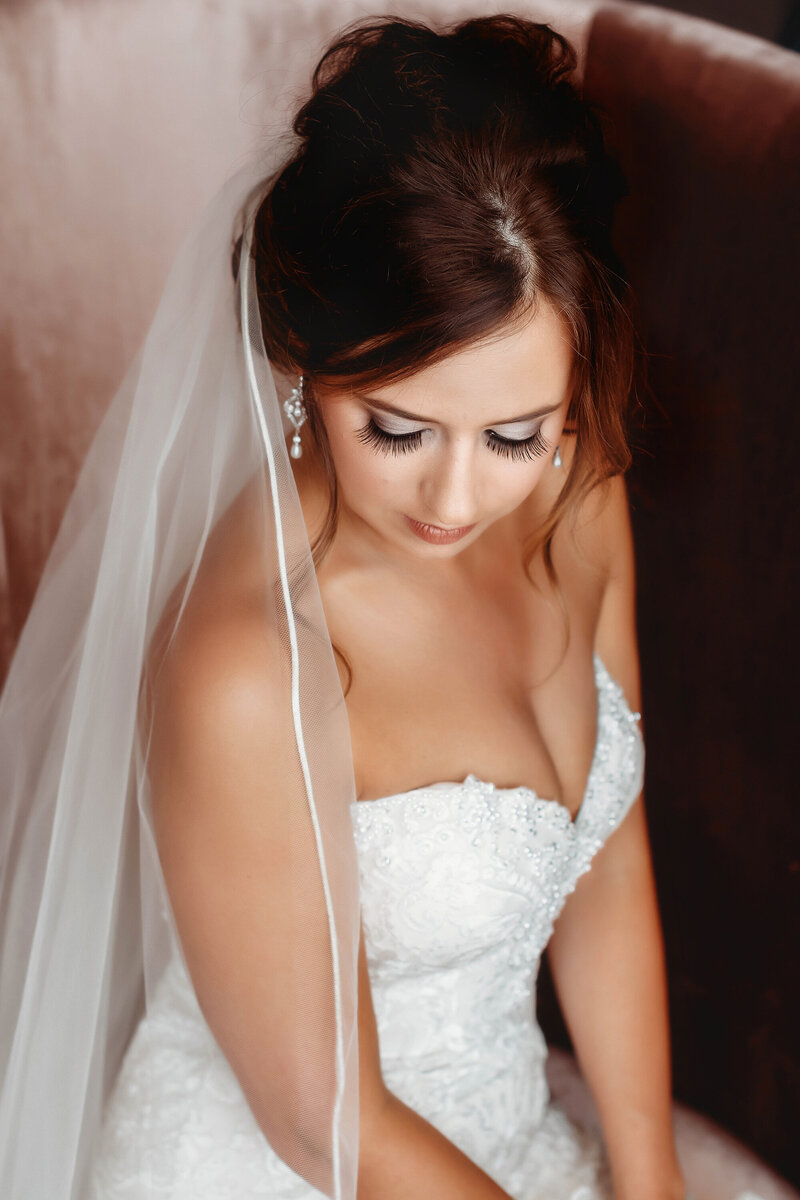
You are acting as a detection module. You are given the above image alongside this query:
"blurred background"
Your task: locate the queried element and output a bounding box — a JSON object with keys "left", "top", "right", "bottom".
{"left": 0, "top": 0, "right": 797, "bottom": 1194}
{"left": 630, "top": 0, "right": 799, "bottom": 46}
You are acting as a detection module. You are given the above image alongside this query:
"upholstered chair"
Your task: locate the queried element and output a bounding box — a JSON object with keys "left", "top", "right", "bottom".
{"left": 1, "top": 1, "right": 797, "bottom": 1195}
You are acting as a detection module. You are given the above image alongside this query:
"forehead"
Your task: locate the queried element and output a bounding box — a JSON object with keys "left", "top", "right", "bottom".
{"left": 351, "top": 298, "right": 574, "bottom": 426}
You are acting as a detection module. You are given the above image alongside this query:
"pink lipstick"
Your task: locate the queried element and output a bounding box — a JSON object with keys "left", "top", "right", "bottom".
{"left": 404, "top": 516, "right": 476, "bottom": 545}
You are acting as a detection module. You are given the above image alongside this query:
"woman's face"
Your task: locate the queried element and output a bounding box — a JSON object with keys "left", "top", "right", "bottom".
{"left": 315, "top": 298, "right": 574, "bottom": 562}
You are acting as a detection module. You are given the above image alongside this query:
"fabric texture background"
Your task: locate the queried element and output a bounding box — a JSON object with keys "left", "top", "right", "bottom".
{"left": 0, "top": 0, "right": 797, "bottom": 1189}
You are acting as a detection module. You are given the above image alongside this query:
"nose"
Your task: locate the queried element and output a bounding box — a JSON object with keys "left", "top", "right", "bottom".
{"left": 420, "top": 438, "right": 480, "bottom": 528}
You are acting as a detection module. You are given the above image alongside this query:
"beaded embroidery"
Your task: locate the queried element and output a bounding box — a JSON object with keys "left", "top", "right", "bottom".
{"left": 89, "top": 655, "right": 641, "bottom": 1200}
{"left": 344, "top": 655, "right": 643, "bottom": 1197}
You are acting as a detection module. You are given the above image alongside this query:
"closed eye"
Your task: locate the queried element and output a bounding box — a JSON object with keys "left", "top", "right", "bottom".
{"left": 356, "top": 418, "right": 551, "bottom": 462}
{"left": 356, "top": 419, "right": 426, "bottom": 455}
{"left": 486, "top": 428, "right": 550, "bottom": 462}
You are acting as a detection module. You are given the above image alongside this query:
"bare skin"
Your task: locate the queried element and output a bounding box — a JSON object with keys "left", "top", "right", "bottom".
{"left": 306, "top": 434, "right": 603, "bottom": 814}
{"left": 297, "top": 301, "right": 683, "bottom": 1199}
{"left": 298, "top": 301, "right": 599, "bottom": 811}
{"left": 146, "top": 299, "right": 686, "bottom": 1199}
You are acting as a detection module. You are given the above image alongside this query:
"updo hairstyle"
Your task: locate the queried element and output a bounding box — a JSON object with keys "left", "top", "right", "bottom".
{"left": 248, "top": 13, "right": 635, "bottom": 577}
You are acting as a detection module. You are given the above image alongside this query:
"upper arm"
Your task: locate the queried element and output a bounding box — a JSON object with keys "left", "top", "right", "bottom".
{"left": 548, "top": 440, "right": 640, "bottom": 717}
{"left": 146, "top": 609, "right": 340, "bottom": 1188}
{"left": 542, "top": 486, "right": 657, "bottom": 1068}
{"left": 559, "top": 472, "right": 648, "bottom": 893}
{"left": 569, "top": 473, "right": 649, "bottom": 888}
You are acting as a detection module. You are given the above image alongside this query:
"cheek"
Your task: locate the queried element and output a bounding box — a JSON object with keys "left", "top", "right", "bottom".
{"left": 326, "top": 421, "right": 407, "bottom": 507}
{"left": 489, "top": 460, "right": 549, "bottom": 514}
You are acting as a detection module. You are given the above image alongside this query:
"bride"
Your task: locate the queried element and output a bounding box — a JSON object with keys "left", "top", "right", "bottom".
{"left": 0, "top": 13, "right": 772, "bottom": 1200}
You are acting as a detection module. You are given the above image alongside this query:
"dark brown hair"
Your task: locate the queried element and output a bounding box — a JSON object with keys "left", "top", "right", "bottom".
{"left": 248, "top": 13, "right": 635, "bottom": 583}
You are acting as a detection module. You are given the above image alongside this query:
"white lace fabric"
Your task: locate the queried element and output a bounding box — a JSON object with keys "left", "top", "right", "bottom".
{"left": 352, "top": 653, "right": 643, "bottom": 1199}
{"left": 87, "top": 655, "right": 647, "bottom": 1199}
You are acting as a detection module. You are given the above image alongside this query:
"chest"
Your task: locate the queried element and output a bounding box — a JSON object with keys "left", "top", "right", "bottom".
{"left": 351, "top": 662, "right": 645, "bottom": 983}
{"left": 321, "top": 533, "right": 606, "bottom": 812}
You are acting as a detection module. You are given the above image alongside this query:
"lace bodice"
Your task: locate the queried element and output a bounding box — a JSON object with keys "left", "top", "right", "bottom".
{"left": 88, "top": 654, "right": 644, "bottom": 1200}
{"left": 350, "top": 654, "right": 644, "bottom": 1196}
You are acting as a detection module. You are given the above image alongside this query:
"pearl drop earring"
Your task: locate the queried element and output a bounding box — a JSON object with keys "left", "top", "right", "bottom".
{"left": 283, "top": 376, "right": 308, "bottom": 460}
{"left": 553, "top": 444, "right": 562, "bottom": 469}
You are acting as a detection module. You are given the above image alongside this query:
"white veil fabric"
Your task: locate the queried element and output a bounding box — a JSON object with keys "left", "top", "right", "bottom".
{"left": 0, "top": 158, "right": 360, "bottom": 1200}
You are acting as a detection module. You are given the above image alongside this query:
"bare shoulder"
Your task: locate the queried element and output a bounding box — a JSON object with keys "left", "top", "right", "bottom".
{"left": 139, "top": 513, "right": 341, "bottom": 1169}
{"left": 149, "top": 601, "right": 283, "bottom": 777}
{"left": 143, "top": 568, "right": 308, "bottom": 1010}
{"left": 143, "top": 608, "right": 297, "bottom": 924}
{"left": 143, "top": 483, "right": 293, "bottom": 832}
{"left": 552, "top": 436, "right": 640, "bottom": 710}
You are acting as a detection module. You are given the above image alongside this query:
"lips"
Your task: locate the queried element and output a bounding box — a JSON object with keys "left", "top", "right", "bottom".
{"left": 403, "top": 516, "right": 476, "bottom": 545}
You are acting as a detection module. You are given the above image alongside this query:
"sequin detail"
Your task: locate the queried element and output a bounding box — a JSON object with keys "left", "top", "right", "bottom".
{"left": 87, "top": 655, "right": 643, "bottom": 1200}
{"left": 347, "top": 654, "right": 643, "bottom": 1197}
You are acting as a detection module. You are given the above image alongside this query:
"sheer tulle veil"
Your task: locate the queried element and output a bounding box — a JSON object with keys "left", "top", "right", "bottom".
{"left": 0, "top": 157, "right": 361, "bottom": 1199}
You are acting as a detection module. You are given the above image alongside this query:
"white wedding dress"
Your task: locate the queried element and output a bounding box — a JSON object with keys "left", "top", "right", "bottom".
{"left": 85, "top": 655, "right": 764, "bottom": 1199}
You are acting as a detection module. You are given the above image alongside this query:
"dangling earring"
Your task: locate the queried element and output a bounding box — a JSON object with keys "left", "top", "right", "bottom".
{"left": 283, "top": 375, "right": 308, "bottom": 460}
{"left": 553, "top": 443, "right": 562, "bottom": 468}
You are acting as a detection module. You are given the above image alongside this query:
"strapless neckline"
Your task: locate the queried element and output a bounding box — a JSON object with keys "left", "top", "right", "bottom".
{"left": 351, "top": 653, "right": 641, "bottom": 829}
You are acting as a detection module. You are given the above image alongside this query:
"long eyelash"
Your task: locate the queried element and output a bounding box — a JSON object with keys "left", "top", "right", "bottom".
{"left": 357, "top": 418, "right": 551, "bottom": 462}
{"left": 486, "top": 428, "right": 550, "bottom": 462}
{"left": 356, "top": 419, "right": 425, "bottom": 456}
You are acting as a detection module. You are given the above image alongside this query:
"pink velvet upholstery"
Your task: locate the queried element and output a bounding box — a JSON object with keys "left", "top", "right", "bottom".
{"left": 575, "top": 7, "right": 800, "bottom": 1192}
{"left": 1, "top": 0, "right": 797, "bottom": 1194}
{"left": 0, "top": 0, "right": 597, "bottom": 671}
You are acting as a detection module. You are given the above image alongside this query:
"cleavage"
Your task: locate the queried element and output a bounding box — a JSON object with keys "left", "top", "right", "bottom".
{"left": 344, "top": 621, "right": 598, "bottom": 815}
{"left": 324, "top": 558, "right": 598, "bottom": 812}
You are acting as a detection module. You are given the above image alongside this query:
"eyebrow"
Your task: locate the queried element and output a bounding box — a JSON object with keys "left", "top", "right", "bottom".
{"left": 356, "top": 393, "right": 561, "bottom": 427}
